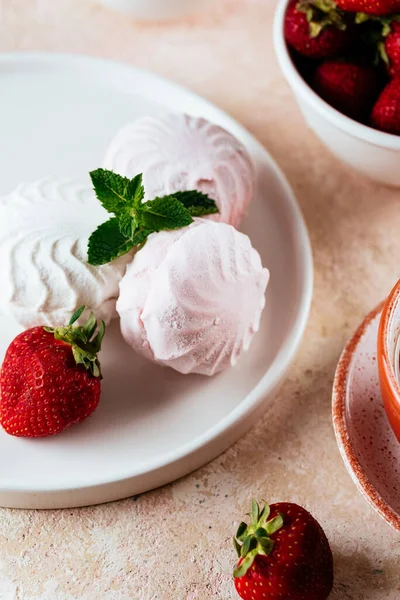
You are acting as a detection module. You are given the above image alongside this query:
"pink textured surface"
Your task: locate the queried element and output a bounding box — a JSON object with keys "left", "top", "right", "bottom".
{"left": 1, "top": 0, "right": 400, "bottom": 598}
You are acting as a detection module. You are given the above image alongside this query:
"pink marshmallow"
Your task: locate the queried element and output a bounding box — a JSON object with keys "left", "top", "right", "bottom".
{"left": 103, "top": 113, "right": 256, "bottom": 229}
{"left": 117, "top": 220, "right": 269, "bottom": 376}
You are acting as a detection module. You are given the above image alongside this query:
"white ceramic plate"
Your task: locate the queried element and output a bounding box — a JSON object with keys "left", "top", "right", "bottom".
{"left": 0, "top": 53, "right": 313, "bottom": 508}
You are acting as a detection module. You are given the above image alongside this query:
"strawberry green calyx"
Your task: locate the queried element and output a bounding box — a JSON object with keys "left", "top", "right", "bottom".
{"left": 355, "top": 12, "right": 399, "bottom": 30}
{"left": 44, "top": 306, "right": 105, "bottom": 378}
{"left": 297, "top": 0, "right": 347, "bottom": 37}
{"left": 233, "top": 500, "right": 284, "bottom": 578}
{"left": 353, "top": 14, "right": 400, "bottom": 66}
{"left": 378, "top": 16, "right": 400, "bottom": 65}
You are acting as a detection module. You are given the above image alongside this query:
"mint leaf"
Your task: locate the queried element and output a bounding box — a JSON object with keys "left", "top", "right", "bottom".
{"left": 141, "top": 196, "right": 193, "bottom": 231}
{"left": 87, "top": 218, "right": 134, "bottom": 266}
{"left": 128, "top": 174, "right": 145, "bottom": 210}
{"left": 172, "top": 190, "right": 219, "bottom": 217}
{"left": 131, "top": 228, "right": 153, "bottom": 246}
{"left": 89, "top": 169, "right": 144, "bottom": 216}
{"left": 118, "top": 213, "right": 136, "bottom": 239}
{"left": 86, "top": 170, "right": 217, "bottom": 267}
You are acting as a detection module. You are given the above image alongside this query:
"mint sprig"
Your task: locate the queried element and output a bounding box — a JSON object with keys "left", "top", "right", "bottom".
{"left": 141, "top": 196, "right": 193, "bottom": 230}
{"left": 90, "top": 170, "right": 144, "bottom": 217}
{"left": 87, "top": 169, "right": 219, "bottom": 266}
{"left": 172, "top": 190, "right": 220, "bottom": 217}
{"left": 88, "top": 218, "right": 135, "bottom": 266}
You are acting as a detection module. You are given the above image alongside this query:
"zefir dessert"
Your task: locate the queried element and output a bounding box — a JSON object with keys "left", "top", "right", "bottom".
{"left": 0, "top": 179, "right": 132, "bottom": 328}
{"left": 117, "top": 220, "right": 268, "bottom": 376}
{"left": 0, "top": 113, "right": 268, "bottom": 437}
{"left": 103, "top": 113, "right": 255, "bottom": 228}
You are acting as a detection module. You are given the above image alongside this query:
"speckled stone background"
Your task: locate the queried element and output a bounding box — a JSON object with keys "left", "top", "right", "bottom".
{"left": 1, "top": 0, "right": 400, "bottom": 598}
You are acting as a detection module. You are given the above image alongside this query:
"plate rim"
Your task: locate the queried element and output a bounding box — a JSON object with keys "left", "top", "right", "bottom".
{"left": 332, "top": 303, "right": 400, "bottom": 532}
{"left": 0, "top": 51, "right": 313, "bottom": 500}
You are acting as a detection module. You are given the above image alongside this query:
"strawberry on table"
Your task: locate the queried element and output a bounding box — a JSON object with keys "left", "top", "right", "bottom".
{"left": 336, "top": 0, "right": 400, "bottom": 15}
{"left": 284, "top": 0, "right": 351, "bottom": 59}
{"left": 0, "top": 306, "right": 105, "bottom": 438}
{"left": 371, "top": 77, "right": 400, "bottom": 132}
{"left": 313, "top": 59, "right": 382, "bottom": 120}
{"left": 233, "top": 500, "right": 333, "bottom": 600}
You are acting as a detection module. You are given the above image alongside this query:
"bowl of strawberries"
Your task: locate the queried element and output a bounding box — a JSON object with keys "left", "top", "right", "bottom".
{"left": 274, "top": 0, "right": 400, "bottom": 186}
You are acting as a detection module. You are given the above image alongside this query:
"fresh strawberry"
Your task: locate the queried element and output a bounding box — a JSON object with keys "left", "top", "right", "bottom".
{"left": 284, "top": 1, "right": 351, "bottom": 59}
{"left": 383, "top": 20, "right": 400, "bottom": 76}
{"left": 336, "top": 0, "right": 400, "bottom": 14}
{"left": 371, "top": 77, "right": 400, "bottom": 132}
{"left": 313, "top": 59, "right": 382, "bottom": 120}
{"left": 0, "top": 306, "right": 105, "bottom": 438}
{"left": 233, "top": 500, "right": 333, "bottom": 600}
{"left": 352, "top": 13, "right": 400, "bottom": 75}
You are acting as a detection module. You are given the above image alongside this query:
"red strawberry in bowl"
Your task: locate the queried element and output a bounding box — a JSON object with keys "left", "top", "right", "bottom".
{"left": 233, "top": 500, "right": 333, "bottom": 600}
{"left": 284, "top": 0, "right": 351, "bottom": 58}
{"left": 371, "top": 77, "right": 400, "bottom": 133}
{"left": 313, "top": 59, "right": 382, "bottom": 121}
{"left": 382, "top": 20, "right": 400, "bottom": 76}
{"left": 336, "top": 0, "right": 400, "bottom": 14}
{"left": 357, "top": 14, "right": 400, "bottom": 77}
{"left": 0, "top": 306, "right": 105, "bottom": 438}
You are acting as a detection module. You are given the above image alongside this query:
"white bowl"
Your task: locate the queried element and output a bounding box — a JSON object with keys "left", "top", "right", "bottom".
{"left": 273, "top": 0, "right": 400, "bottom": 186}
{"left": 99, "top": 0, "right": 207, "bottom": 19}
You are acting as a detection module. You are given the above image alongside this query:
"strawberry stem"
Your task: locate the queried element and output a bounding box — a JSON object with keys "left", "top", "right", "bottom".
{"left": 44, "top": 306, "right": 105, "bottom": 378}
{"left": 233, "top": 500, "right": 284, "bottom": 578}
{"left": 297, "top": 0, "right": 348, "bottom": 38}
{"left": 69, "top": 305, "right": 86, "bottom": 325}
